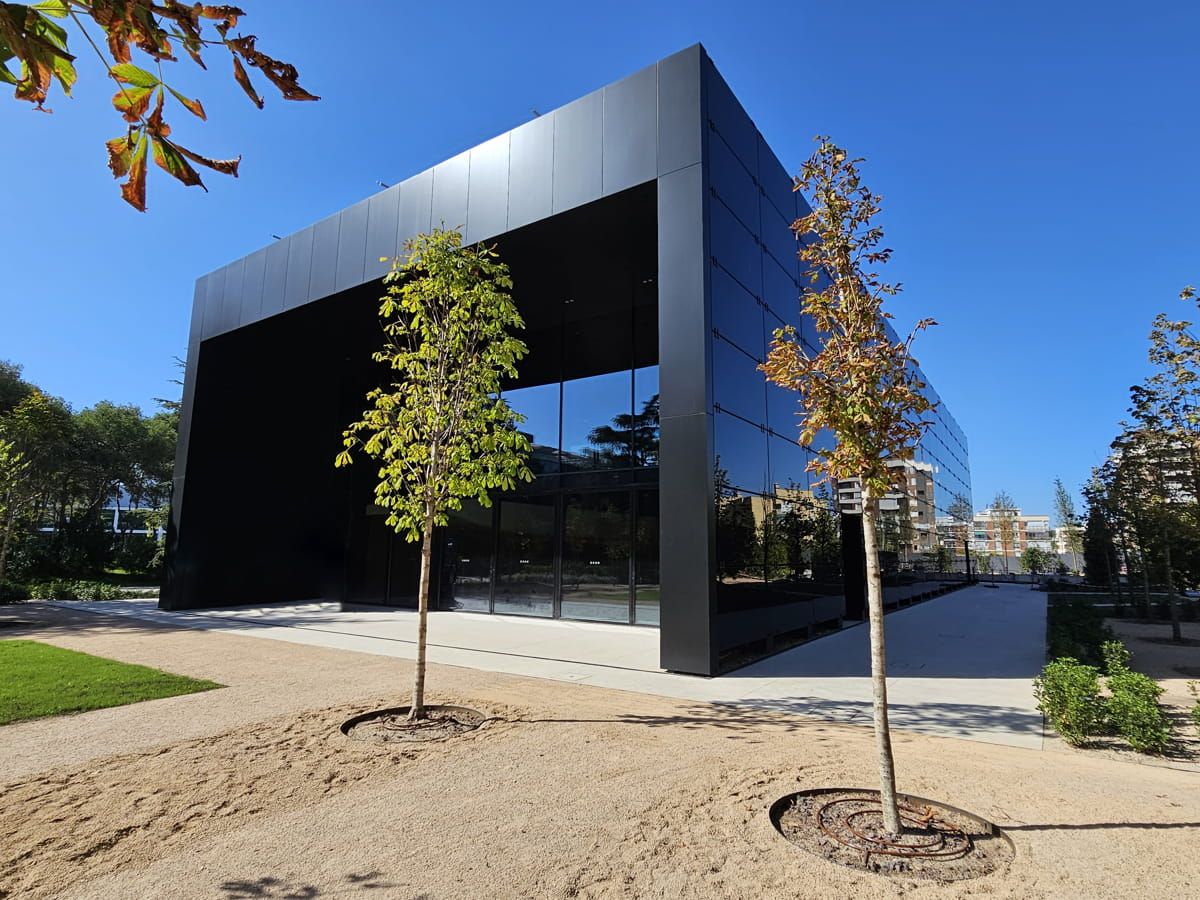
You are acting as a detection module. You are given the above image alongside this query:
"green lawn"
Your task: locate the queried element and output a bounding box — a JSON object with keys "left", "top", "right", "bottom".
{"left": 0, "top": 640, "right": 221, "bottom": 726}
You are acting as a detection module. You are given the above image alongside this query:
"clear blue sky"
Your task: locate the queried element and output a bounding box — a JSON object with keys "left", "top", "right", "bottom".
{"left": 2, "top": 1, "right": 1197, "bottom": 518}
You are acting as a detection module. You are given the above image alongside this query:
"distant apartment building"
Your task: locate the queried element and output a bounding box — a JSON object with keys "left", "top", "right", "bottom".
{"left": 839, "top": 459, "right": 939, "bottom": 556}
{"left": 970, "top": 507, "right": 1053, "bottom": 554}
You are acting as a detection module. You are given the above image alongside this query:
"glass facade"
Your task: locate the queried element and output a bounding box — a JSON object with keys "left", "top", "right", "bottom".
{"left": 433, "top": 186, "right": 660, "bottom": 626}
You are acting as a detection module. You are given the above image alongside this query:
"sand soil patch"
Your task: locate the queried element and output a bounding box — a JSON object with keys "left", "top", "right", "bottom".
{"left": 0, "top": 697, "right": 517, "bottom": 899}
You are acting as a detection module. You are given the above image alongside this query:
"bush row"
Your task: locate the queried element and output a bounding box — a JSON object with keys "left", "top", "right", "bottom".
{"left": 27, "top": 580, "right": 132, "bottom": 602}
{"left": 1034, "top": 640, "right": 1172, "bottom": 754}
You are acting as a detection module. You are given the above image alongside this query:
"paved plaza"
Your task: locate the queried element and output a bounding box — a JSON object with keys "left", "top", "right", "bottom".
{"left": 53, "top": 581, "right": 1047, "bottom": 748}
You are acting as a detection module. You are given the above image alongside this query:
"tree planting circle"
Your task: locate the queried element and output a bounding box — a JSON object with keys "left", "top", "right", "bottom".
{"left": 770, "top": 788, "right": 1014, "bottom": 881}
{"left": 340, "top": 705, "right": 487, "bottom": 743}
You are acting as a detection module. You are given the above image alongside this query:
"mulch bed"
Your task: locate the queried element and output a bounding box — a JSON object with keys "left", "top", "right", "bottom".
{"left": 772, "top": 788, "right": 1013, "bottom": 882}
{"left": 341, "top": 705, "right": 488, "bottom": 743}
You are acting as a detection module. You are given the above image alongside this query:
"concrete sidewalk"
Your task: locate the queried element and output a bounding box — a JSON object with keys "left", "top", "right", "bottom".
{"left": 50, "top": 582, "right": 1047, "bottom": 748}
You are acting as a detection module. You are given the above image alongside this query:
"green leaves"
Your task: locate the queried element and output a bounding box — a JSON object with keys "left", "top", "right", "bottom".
{"left": 110, "top": 62, "right": 157, "bottom": 88}
{"left": 0, "top": 1, "right": 76, "bottom": 107}
{"left": 4, "top": 1, "right": 317, "bottom": 210}
{"left": 337, "top": 230, "right": 532, "bottom": 543}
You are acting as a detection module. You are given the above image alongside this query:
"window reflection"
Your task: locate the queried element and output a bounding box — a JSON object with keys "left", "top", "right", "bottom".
{"left": 441, "top": 501, "right": 492, "bottom": 612}
{"left": 561, "top": 491, "right": 631, "bottom": 622}
{"left": 633, "top": 365, "right": 660, "bottom": 467}
{"left": 562, "top": 370, "right": 633, "bottom": 470}
{"left": 504, "top": 382, "right": 560, "bottom": 474}
{"left": 494, "top": 496, "right": 555, "bottom": 617}
{"left": 635, "top": 489, "right": 659, "bottom": 625}
{"left": 714, "top": 411, "right": 768, "bottom": 494}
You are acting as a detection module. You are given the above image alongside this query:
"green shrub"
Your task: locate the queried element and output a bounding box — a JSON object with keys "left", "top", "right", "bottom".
{"left": 1034, "top": 658, "right": 1106, "bottom": 745}
{"left": 1107, "top": 670, "right": 1170, "bottom": 754}
{"left": 1101, "top": 640, "right": 1131, "bottom": 676}
{"left": 1047, "top": 597, "right": 1116, "bottom": 666}
{"left": 28, "top": 580, "right": 131, "bottom": 602}
{"left": 1188, "top": 682, "right": 1200, "bottom": 734}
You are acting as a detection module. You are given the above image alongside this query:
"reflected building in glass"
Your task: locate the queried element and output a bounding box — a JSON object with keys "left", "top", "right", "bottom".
{"left": 161, "top": 45, "right": 969, "bottom": 676}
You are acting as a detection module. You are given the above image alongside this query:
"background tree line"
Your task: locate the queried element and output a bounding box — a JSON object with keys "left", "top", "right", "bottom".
{"left": 1081, "top": 286, "right": 1200, "bottom": 640}
{"left": 0, "top": 358, "right": 176, "bottom": 593}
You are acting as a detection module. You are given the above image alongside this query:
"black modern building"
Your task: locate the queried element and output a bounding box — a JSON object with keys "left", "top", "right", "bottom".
{"left": 162, "top": 45, "right": 971, "bottom": 676}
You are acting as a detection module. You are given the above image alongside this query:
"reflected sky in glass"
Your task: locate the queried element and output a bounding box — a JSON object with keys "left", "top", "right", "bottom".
{"left": 504, "top": 381, "right": 560, "bottom": 473}
{"left": 561, "top": 370, "right": 632, "bottom": 469}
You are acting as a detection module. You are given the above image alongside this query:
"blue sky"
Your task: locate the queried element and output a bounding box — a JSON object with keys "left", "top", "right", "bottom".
{"left": 2, "top": 1, "right": 1197, "bottom": 518}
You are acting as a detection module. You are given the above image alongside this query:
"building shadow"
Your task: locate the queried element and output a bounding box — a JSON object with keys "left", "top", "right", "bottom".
{"left": 556, "top": 697, "right": 1046, "bottom": 741}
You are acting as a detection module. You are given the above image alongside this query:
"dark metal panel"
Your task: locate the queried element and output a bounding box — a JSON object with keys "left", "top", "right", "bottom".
{"left": 712, "top": 264, "right": 764, "bottom": 360}
{"left": 465, "top": 133, "right": 509, "bottom": 244}
{"left": 709, "top": 199, "right": 761, "bottom": 298}
{"left": 201, "top": 266, "right": 224, "bottom": 338}
{"left": 507, "top": 114, "right": 553, "bottom": 230}
{"left": 261, "top": 238, "right": 288, "bottom": 318}
{"left": 761, "top": 253, "right": 798, "bottom": 324}
{"left": 657, "top": 159, "right": 717, "bottom": 675}
{"left": 334, "top": 198, "right": 369, "bottom": 292}
{"left": 398, "top": 168, "right": 434, "bottom": 244}
{"left": 659, "top": 412, "right": 717, "bottom": 675}
{"left": 553, "top": 91, "right": 603, "bottom": 214}
{"left": 364, "top": 184, "right": 401, "bottom": 280}
{"left": 657, "top": 44, "right": 702, "bottom": 176}
{"left": 709, "top": 132, "right": 759, "bottom": 237}
{"left": 657, "top": 163, "right": 709, "bottom": 419}
{"left": 761, "top": 200, "right": 797, "bottom": 275}
{"left": 175, "top": 276, "right": 207, "bottom": 475}
{"left": 239, "top": 247, "right": 267, "bottom": 327}
{"left": 603, "top": 63, "right": 656, "bottom": 195}
{"left": 430, "top": 150, "right": 470, "bottom": 232}
{"left": 703, "top": 55, "right": 758, "bottom": 175}
{"left": 308, "top": 213, "right": 340, "bottom": 301}
{"left": 283, "top": 226, "right": 314, "bottom": 310}
{"left": 713, "top": 337, "right": 766, "bottom": 426}
{"left": 757, "top": 132, "right": 794, "bottom": 225}
{"left": 217, "top": 259, "right": 243, "bottom": 335}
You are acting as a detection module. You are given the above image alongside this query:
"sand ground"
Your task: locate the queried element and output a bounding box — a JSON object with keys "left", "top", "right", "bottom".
{"left": 2, "top": 603, "right": 1198, "bottom": 899}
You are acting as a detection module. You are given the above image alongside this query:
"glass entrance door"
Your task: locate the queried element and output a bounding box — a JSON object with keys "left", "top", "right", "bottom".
{"left": 494, "top": 495, "right": 556, "bottom": 617}
{"left": 561, "top": 491, "right": 631, "bottom": 622}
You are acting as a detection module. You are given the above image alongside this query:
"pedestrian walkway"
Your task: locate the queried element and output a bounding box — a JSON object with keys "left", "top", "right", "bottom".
{"left": 51, "top": 581, "right": 1047, "bottom": 748}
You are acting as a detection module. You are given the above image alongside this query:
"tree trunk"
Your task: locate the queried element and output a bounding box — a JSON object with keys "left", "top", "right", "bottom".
{"left": 1163, "top": 524, "right": 1182, "bottom": 643}
{"left": 861, "top": 486, "right": 902, "bottom": 836}
{"left": 1137, "top": 541, "right": 1152, "bottom": 620}
{"left": 0, "top": 505, "right": 14, "bottom": 586}
{"left": 408, "top": 507, "right": 436, "bottom": 721}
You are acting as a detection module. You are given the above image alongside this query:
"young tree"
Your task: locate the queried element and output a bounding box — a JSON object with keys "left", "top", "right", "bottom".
{"left": 971, "top": 548, "right": 995, "bottom": 578}
{"left": 1020, "top": 546, "right": 1054, "bottom": 577}
{"left": 991, "top": 490, "right": 1017, "bottom": 575}
{"left": 2, "top": 2, "right": 317, "bottom": 210}
{"left": 762, "top": 138, "right": 935, "bottom": 835}
{"left": 1053, "top": 478, "right": 1083, "bottom": 573}
{"left": 336, "top": 230, "right": 532, "bottom": 721}
{"left": 947, "top": 491, "right": 973, "bottom": 576}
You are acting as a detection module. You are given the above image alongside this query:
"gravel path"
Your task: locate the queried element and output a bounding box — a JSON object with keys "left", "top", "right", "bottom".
{"left": 2, "top": 604, "right": 1198, "bottom": 899}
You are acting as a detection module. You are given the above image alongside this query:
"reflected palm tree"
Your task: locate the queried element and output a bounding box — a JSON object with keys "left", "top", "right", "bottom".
{"left": 586, "top": 393, "right": 660, "bottom": 467}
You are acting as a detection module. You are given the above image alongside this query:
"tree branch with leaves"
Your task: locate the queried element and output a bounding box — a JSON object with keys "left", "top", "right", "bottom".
{"left": 1, "top": 1, "right": 317, "bottom": 210}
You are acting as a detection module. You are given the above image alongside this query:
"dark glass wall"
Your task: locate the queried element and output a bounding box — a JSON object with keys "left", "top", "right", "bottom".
{"left": 704, "top": 61, "right": 847, "bottom": 664}
{"left": 429, "top": 184, "right": 661, "bottom": 625}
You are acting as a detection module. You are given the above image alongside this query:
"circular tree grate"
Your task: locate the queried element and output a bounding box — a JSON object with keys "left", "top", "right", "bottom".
{"left": 771, "top": 788, "right": 1013, "bottom": 881}
{"left": 340, "top": 705, "right": 488, "bottom": 744}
